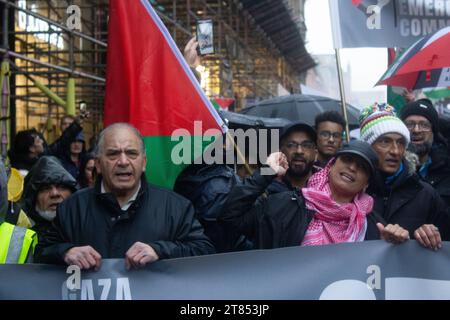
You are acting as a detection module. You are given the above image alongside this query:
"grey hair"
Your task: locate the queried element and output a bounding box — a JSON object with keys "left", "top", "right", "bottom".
{"left": 94, "top": 122, "right": 146, "bottom": 157}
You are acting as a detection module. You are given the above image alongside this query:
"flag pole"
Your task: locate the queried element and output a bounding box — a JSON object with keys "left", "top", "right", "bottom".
{"left": 335, "top": 48, "right": 350, "bottom": 142}
{"left": 226, "top": 131, "right": 253, "bottom": 176}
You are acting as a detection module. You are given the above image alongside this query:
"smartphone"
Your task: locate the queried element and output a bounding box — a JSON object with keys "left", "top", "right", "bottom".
{"left": 196, "top": 19, "right": 214, "bottom": 55}
{"left": 79, "top": 101, "right": 87, "bottom": 113}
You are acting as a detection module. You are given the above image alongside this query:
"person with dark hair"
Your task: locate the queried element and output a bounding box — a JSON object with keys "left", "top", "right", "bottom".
{"left": 56, "top": 131, "right": 88, "bottom": 180}
{"left": 220, "top": 140, "right": 410, "bottom": 249}
{"left": 35, "top": 123, "right": 214, "bottom": 270}
{"left": 59, "top": 115, "right": 76, "bottom": 134}
{"left": 314, "top": 111, "right": 346, "bottom": 168}
{"left": 400, "top": 99, "right": 450, "bottom": 209}
{"left": 264, "top": 122, "right": 318, "bottom": 197}
{"left": 8, "top": 129, "right": 45, "bottom": 176}
{"left": 78, "top": 152, "right": 96, "bottom": 188}
{"left": 8, "top": 113, "right": 88, "bottom": 177}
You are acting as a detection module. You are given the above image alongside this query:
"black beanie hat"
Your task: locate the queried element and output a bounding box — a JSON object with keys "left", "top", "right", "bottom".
{"left": 400, "top": 99, "right": 439, "bottom": 136}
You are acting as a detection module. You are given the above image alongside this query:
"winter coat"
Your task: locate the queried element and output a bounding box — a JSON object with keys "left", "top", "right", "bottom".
{"left": 35, "top": 175, "right": 215, "bottom": 264}
{"left": 219, "top": 170, "right": 383, "bottom": 249}
{"left": 47, "top": 121, "right": 83, "bottom": 156}
{"left": 6, "top": 156, "right": 78, "bottom": 237}
{"left": 174, "top": 164, "right": 252, "bottom": 252}
{"left": 421, "top": 144, "right": 450, "bottom": 209}
{"left": 366, "top": 158, "right": 450, "bottom": 240}
{"left": 51, "top": 124, "right": 86, "bottom": 180}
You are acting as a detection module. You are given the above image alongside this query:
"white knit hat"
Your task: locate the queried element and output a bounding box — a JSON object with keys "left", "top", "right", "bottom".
{"left": 359, "top": 103, "right": 410, "bottom": 146}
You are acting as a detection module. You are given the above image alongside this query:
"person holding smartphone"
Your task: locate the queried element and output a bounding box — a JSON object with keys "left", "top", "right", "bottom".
{"left": 184, "top": 37, "right": 202, "bottom": 82}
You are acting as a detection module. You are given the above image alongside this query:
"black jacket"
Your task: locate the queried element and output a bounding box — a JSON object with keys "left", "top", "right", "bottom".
{"left": 35, "top": 175, "right": 215, "bottom": 264}
{"left": 10, "top": 156, "right": 78, "bottom": 237}
{"left": 219, "top": 170, "right": 383, "bottom": 249}
{"left": 421, "top": 144, "right": 450, "bottom": 209}
{"left": 47, "top": 121, "right": 83, "bottom": 157}
{"left": 366, "top": 159, "right": 450, "bottom": 240}
{"left": 174, "top": 164, "right": 252, "bottom": 252}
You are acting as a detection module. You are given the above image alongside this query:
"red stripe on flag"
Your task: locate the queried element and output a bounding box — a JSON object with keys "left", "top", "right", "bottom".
{"left": 104, "top": 0, "right": 224, "bottom": 136}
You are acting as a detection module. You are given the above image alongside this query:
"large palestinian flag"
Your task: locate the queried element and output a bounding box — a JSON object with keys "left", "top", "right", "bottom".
{"left": 104, "top": 0, "right": 226, "bottom": 189}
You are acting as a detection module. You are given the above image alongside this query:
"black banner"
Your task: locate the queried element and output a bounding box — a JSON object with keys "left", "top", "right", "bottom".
{"left": 329, "top": 0, "right": 450, "bottom": 48}
{"left": 1, "top": 241, "right": 450, "bottom": 300}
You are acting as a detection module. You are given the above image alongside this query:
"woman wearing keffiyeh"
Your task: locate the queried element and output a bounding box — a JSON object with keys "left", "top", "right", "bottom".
{"left": 220, "top": 140, "right": 410, "bottom": 249}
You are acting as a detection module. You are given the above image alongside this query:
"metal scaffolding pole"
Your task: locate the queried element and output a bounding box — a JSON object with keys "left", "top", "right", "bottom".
{"left": 0, "top": 48, "right": 105, "bottom": 82}
{"left": 0, "top": 0, "right": 107, "bottom": 47}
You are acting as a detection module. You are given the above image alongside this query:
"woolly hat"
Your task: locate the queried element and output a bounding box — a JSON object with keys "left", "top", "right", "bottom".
{"left": 359, "top": 103, "right": 410, "bottom": 146}
{"left": 400, "top": 98, "right": 439, "bottom": 137}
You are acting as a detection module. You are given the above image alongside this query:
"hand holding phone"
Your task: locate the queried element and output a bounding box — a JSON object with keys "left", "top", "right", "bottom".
{"left": 184, "top": 37, "right": 200, "bottom": 68}
{"left": 196, "top": 19, "right": 214, "bottom": 55}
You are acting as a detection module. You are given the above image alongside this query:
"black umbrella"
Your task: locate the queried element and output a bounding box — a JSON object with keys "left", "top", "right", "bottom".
{"left": 217, "top": 111, "right": 291, "bottom": 167}
{"left": 218, "top": 110, "right": 291, "bottom": 130}
{"left": 240, "top": 94, "right": 361, "bottom": 130}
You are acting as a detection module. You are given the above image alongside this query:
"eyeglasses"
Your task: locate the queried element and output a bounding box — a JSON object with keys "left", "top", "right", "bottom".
{"left": 319, "top": 131, "right": 343, "bottom": 140}
{"left": 404, "top": 121, "right": 432, "bottom": 132}
{"left": 284, "top": 141, "right": 316, "bottom": 151}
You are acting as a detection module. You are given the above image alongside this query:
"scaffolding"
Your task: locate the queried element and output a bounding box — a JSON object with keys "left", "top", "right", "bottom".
{"left": 0, "top": 0, "right": 314, "bottom": 156}
{"left": 0, "top": 0, "right": 108, "bottom": 154}
{"left": 154, "top": 0, "right": 315, "bottom": 107}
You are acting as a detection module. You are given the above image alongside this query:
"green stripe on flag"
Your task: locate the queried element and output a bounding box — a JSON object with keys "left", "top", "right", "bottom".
{"left": 424, "top": 88, "right": 450, "bottom": 100}
{"left": 387, "top": 86, "right": 407, "bottom": 112}
{"left": 144, "top": 135, "right": 217, "bottom": 189}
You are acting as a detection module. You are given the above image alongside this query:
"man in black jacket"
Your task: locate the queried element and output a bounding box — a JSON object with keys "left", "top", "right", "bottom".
{"left": 400, "top": 99, "right": 450, "bottom": 208}
{"left": 6, "top": 156, "right": 78, "bottom": 237}
{"left": 35, "top": 123, "right": 214, "bottom": 270}
{"left": 359, "top": 103, "right": 450, "bottom": 250}
{"left": 264, "top": 122, "right": 318, "bottom": 195}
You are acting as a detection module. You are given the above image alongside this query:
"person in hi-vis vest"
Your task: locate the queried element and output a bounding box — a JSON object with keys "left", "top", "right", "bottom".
{"left": 0, "top": 158, "right": 37, "bottom": 264}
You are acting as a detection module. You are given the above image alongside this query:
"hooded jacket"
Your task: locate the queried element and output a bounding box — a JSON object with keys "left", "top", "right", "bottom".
{"left": 52, "top": 130, "right": 87, "bottom": 180}
{"left": 35, "top": 175, "right": 215, "bottom": 264}
{"left": 13, "top": 156, "right": 78, "bottom": 237}
{"left": 174, "top": 163, "right": 252, "bottom": 252}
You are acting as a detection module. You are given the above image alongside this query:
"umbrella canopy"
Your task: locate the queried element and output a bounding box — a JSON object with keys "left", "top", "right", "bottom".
{"left": 219, "top": 110, "right": 291, "bottom": 130}
{"left": 377, "top": 26, "right": 450, "bottom": 90}
{"left": 239, "top": 94, "right": 361, "bottom": 130}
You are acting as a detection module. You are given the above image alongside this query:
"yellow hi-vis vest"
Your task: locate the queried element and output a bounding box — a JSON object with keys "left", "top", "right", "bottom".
{"left": 0, "top": 222, "right": 37, "bottom": 264}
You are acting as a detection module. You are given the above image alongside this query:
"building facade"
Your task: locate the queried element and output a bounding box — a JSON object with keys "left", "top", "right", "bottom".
{"left": 0, "top": 0, "right": 313, "bottom": 156}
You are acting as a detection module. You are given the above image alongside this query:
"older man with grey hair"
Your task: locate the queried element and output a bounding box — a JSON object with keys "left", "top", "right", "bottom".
{"left": 36, "top": 123, "right": 215, "bottom": 270}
